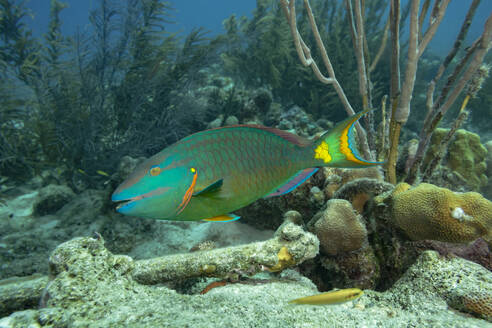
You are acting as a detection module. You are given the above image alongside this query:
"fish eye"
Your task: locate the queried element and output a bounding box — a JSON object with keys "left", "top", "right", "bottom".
{"left": 149, "top": 165, "right": 161, "bottom": 176}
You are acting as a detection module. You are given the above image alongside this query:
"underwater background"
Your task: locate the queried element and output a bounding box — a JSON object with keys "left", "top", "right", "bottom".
{"left": 1, "top": 0, "right": 492, "bottom": 327}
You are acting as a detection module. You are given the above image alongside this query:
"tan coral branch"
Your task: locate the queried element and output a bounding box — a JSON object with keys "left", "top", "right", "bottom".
{"left": 132, "top": 222, "right": 319, "bottom": 285}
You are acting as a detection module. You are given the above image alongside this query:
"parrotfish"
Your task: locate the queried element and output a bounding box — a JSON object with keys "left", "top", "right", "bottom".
{"left": 112, "top": 108, "right": 382, "bottom": 221}
{"left": 288, "top": 288, "right": 363, "bottom": 305}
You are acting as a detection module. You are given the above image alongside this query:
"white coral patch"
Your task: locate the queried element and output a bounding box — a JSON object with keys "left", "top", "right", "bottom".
{"left": 450, "top": 207, "right": 472, "bottom": 222}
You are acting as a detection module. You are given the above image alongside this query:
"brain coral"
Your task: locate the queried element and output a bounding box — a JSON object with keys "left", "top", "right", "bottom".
{"left": 391, "top": 183, "right": 492, "bottom": 244}
{"left": 308, "top": 199, "right": 367, "bottom": 256}
{"left": 462, "top": 292, "right": 492, "bottom": 321}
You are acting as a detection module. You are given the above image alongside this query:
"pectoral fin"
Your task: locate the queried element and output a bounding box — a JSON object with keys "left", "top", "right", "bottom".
{"left": 203, "top": 213, "right": 241, "bottom": 222}
{"left": 193, "top": 179, "right": 223, "bottom": 197}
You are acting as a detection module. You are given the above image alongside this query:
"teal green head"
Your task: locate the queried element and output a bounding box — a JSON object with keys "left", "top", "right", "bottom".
{"left": 111, "top": 152, "right": 197, "bottom": 219}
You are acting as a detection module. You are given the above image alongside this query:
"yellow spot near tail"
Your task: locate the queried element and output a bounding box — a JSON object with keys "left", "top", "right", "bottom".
{"left": 314, "top": 141, "right": 332, "bottom": 163}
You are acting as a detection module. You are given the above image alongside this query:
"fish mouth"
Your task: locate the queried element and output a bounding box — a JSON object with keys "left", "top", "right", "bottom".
{"left": 114, "top": 195, "right": 143, "bottom": 211}
{"left": 112, "top": 186, "right": 172, "bottom": 212}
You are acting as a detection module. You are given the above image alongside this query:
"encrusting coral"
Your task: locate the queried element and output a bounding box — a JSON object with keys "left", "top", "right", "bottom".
{"left": 387, "top": 250, "right": 492, "bottom": 323}
{"left": 333, "top": 178, "right": 394, "bottom": 214}
{"left": 424, "top": 128, "right": 488, "bottom": 191}
{"left": 323, "top": 167, "right": 384, "bottom": 200}
{"left": 267, "top": 246, "right": 295, "bottom": 272}
{"left": 390, "top": 183, "right": 492, "bottom": 245}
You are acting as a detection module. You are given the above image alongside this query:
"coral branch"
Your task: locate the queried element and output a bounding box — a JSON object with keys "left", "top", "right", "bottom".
{"left": 387, "top": 0, "right": 448, "bottom": 184}
{"left": 352, "top": 0, "right": 370, "bottom": 106}
{"left": 418, "top": 0, "right": 431, "bottom": 42}
{"left": 369, "top": 16, "right": 390, "bottom": 73}
{"left": 421, "top": 109, "right": 469, "bottom": 181}
{"left": 279, "top": 0, "right": 373, "bottom": 160}
{"left": 394, "top": 0, "right": 419, "bottom": 124}
{"left": 386, "top": 0, "right": 401, "bottom": 184}
{"left": 280, "top": 0, "right": 333, "bottom": 84}
{"left": 0, "top": 274, "right": 49, "bottom": 317}
{"left": 395, "top": 0, "right": 449, "bottom": 124}
{"left": 437, "top": 15, "right": 492, "bottom": 115}
{"left": 132, "top": 222, "right": 319, "bottom": 285}
{"left": 418, "top": 0, "right": 450, "bottom": 54}
{"left": 406, "top": 12, "right": 492, "bottom": 184}
{"left": 425, "top": 0, "right": 481, "bottom": 115}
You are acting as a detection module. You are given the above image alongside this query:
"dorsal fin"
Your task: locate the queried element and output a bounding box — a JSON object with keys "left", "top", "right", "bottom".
{"left": 264, "top": 168, "right": 319, "bottom": 198}
{"left": 242, "top": 125, "right": 311, "bottom": 147}
{"left": 179, "top": 125, "right": 312, "bottom": 147}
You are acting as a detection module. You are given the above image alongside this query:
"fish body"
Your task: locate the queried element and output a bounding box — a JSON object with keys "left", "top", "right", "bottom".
{"left": 112, "top": 109, "right": 382, "bottom": 221}
{"left": 288, "top": 288, "right": 363, "bottom": 305}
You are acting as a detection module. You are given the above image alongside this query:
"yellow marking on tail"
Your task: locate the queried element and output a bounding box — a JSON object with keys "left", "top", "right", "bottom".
{"left": 339, "top": 119, "right": 371, "bottom": 165}
{"left": 314, "top": 141, "right": 332, "bottom": 163}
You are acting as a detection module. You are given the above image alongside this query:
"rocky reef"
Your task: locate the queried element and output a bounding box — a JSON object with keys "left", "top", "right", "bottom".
{"left": 1, "top": 171, "right": 492, "bottom": 327}
{"left": 1, "top": 108, "right": 491, "bottom": 327}
{"left": 1, "top": 235, "right": 491, "bottom": 327}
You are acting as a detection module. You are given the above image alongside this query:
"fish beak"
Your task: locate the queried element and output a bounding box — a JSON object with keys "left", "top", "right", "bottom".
{"left": 111, "top": 187, "right": 144, "bottom": 212}
{"left": 111, "top": 186, "right": 173, "bottom": 215}
{"left": 113, "top": 195, "right": 143, "bottom": 212}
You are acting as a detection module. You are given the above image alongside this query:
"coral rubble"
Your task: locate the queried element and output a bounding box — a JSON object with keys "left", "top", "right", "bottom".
{"left": 1, "top": 240, "right": 491, "bottom": 327}
{"left": 132, "top": 222, "right": 318, "bottom": 284}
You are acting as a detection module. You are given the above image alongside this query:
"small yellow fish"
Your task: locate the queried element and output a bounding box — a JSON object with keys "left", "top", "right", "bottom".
{"left": 288, "top": 288, "right": 363, "bottom": 305}
{"left": 96, "top": 170, "right": 110, "bottom": 177}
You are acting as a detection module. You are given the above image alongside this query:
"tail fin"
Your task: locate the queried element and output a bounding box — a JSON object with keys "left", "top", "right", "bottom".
{"left": 310, "top": 108, "right": 383, "bottom": 168}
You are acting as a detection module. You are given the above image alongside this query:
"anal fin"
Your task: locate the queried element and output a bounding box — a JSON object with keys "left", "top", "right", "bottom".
{"left": 264, "top": 168, "right": 318, "bottom": 198}
{"left": 203, "top": 213, "right": 241, "bottom": 222}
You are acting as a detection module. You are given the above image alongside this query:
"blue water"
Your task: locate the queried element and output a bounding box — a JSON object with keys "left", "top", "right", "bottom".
{"left": 25, "top": 0, "right": 492, "bottom": 55}
{"left": 26, "top": 1, "right": 255, "bottom": 38}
